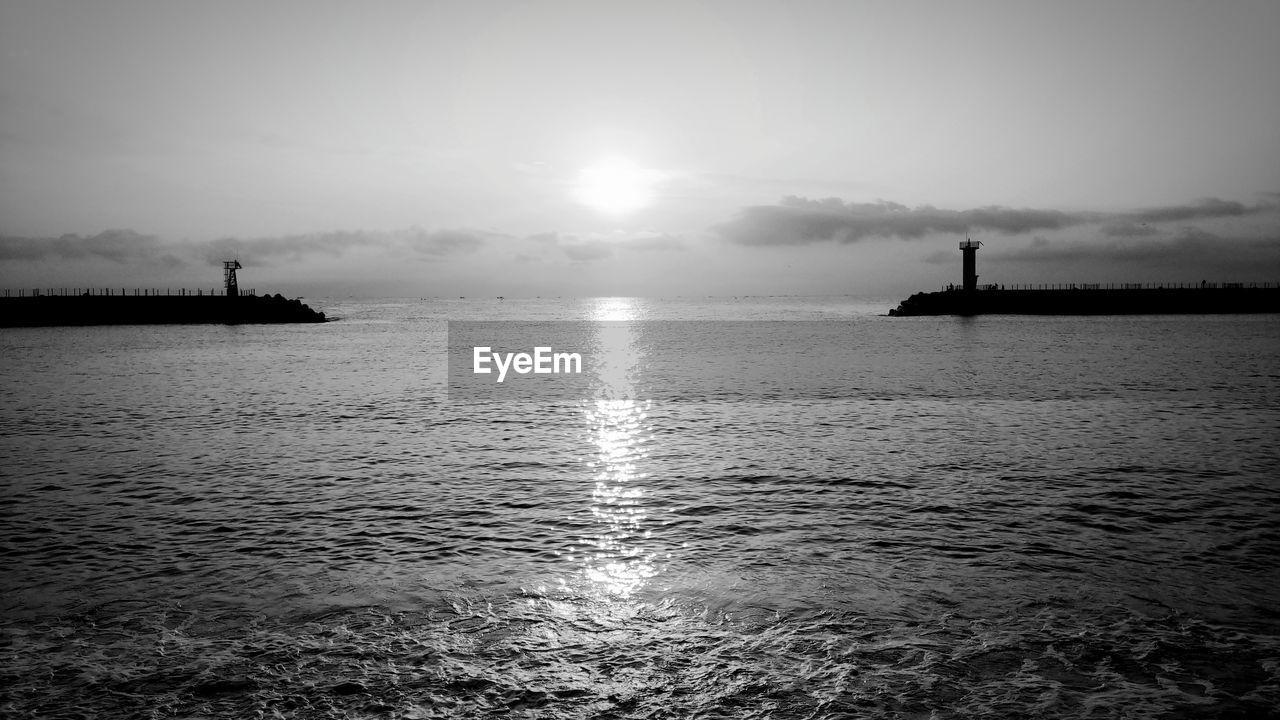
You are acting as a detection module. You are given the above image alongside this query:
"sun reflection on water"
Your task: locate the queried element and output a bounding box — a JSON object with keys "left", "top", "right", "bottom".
{"left": 580, "top": 397, "right": 656, "bottom": 597}
{"left": 562, "top": 298, "right": 663, "bottom": 598}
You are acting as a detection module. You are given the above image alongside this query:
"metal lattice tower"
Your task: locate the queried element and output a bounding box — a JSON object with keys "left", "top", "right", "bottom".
{"left": 223, "top": 260, "right": 242, "bottom": 297}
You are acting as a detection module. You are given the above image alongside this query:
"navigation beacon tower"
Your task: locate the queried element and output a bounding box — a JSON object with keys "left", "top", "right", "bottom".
{"left": 223, "top": 260, "right": 242, "bottom": 298}
{"left": 959, "top": 238, "right": 981, "bottom": 291}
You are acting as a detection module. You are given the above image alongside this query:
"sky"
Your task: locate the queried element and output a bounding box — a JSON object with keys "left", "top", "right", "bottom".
{"left": 1, "top": 0, "right": 1278, "bottom": 297}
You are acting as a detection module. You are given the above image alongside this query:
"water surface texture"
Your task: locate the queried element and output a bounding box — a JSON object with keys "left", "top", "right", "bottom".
{"left": 2, "top": 297, "right": 1278, "bottom": 718}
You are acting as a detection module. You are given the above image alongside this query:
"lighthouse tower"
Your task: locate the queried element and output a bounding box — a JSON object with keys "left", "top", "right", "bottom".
{"left": 959, "top": 238, "right": 981, "bottom": 291}
{"left": 223, "top": 260, "right": 242, "bottom": 298}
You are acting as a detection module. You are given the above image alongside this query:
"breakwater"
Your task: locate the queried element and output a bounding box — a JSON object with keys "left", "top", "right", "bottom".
{"left": 889, "top": 283, "right": 1280, "bottom": 316}
{"left": 1, "top": 290, "right": 326, "bottom": 327}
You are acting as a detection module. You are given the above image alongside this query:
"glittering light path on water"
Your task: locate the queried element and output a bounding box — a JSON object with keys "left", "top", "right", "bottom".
{"left": 567, "top": 299, "right": 664, "bottom": 598}
{"left": 579, "top": 397, "right": 657, "bottom": 596}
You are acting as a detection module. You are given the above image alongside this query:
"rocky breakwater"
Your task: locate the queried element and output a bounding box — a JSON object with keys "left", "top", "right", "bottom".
{"left": 888, "top": 285, "right": 1280, "bottom": 316}
{"left": 1, "top": 292, "right": 327, "bottom": 327}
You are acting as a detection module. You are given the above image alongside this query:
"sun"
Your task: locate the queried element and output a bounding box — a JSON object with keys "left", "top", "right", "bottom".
{"left": 572, "top": 157, "right": 662, "bottom": 215}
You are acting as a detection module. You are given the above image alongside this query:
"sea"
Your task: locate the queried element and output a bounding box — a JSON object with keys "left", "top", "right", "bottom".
{"left": 2, "top": 296, "right": 1278, "bottom": 719}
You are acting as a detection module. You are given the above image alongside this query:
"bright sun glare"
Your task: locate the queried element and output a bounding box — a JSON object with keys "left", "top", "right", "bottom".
{"left": 572, "top": 157, "right": 661, "bottom": 215}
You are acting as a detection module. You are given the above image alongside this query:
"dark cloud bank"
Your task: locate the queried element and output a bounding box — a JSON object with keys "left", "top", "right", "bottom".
{"left": 200, "top": 227, "right": 488, "bottom": 266}
{"left": 0, "top": 226, "right": 679, "bottom": 271}
{"left": 713, "top": 196, "right": 1280, "bottom": 280}
{"left": 0, "top": 229, "right": 184, "bottom": 266}
{"left": 713, "top": 196, "right": 1269, "bottom": 246}
{"left": 0, "top": 227, "right": 488, "bottom": 268}
{"left": 979, "top": 227, "right": 1280, "bottom": 278}
{"left": 3, "top": 198, "right": 1275, "bottom": 290}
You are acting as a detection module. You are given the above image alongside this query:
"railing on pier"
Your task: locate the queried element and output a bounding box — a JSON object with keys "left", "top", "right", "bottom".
{"left": 2, "top": 288, "right": 257, "bottom": 298}
{"left": 940, "top": 282, "right": 1279, "bottom": 292}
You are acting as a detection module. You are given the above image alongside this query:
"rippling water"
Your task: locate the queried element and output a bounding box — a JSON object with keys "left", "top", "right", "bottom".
{"left": 2, "top": 297, "right": 1278, "bottom": 718}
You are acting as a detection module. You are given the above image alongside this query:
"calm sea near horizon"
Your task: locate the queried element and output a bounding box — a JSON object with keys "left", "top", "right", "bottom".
{"left": 2, "top": 296, "right": 1278, "bottom": 719}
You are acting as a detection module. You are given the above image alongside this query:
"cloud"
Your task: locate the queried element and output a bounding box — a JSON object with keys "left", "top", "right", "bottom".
{"left": 989, "top": 227, "right": 1273, "bottom": 264}
{"left": 1, "top": 226, "right": 490, "bottom": 278}
{"left": 199, "top": 227, "right": 488, "bottom": 266}
{"left": 561, "top": 242, "right": 614, "bottom": 261}
{"left": 199, "top": 231, "right": 362, "bottom": 265}
{"left": 1124, "top": 198, "right": 1256, "bottom": 224}
{"left": 519, "top": 230, "right": 683, "bottom": 262}
{"left": 980, "top": 227, "right": 1280, "bottom": 281}
{"left": 1100, "top": 221, "right": 1160, "bottom": 238}
{"left": 714, "top": 197, "right": 1078, "bottom": 246}
{"left": 527, "top": 231, "right": 563, "bottom": 246}
{"left": 626, "top": 232, "right": 686, "bottom": 252}
{"left": 402, "top": 228, "right": 487, "bottom": 257}
{"left": 526, "top": 232, "right": 614, "bottom": 262}
{"left": 714, "top": 196, "right": 1275, "bottom": 247}
{"left": 0, "top": 229, "right": 185, "bottom": 266}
